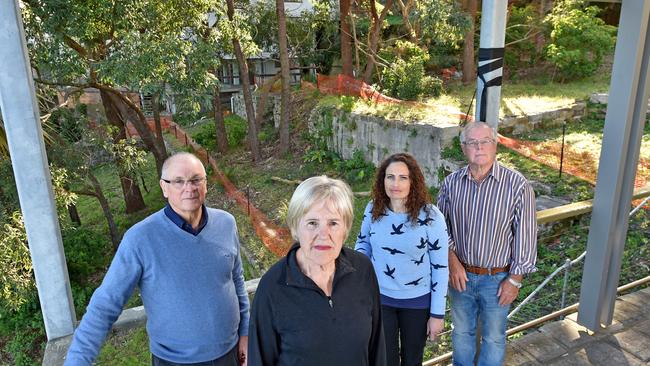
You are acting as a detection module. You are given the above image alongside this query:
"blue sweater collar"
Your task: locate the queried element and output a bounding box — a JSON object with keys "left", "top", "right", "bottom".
{"left": 164, "top": 204, "right": 208, "bottom": 236}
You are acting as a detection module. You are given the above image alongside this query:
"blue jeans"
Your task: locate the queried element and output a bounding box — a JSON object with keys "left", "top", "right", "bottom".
{"left": 449, "top": 272, "right": 510, "bottom": 366}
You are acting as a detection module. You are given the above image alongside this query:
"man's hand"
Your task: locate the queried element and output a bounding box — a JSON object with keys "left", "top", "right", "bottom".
{"left": 238, "top": 335, "right": 248, "bottom": 366}
{"left": 427, "top": 317, "right": 444, "bottom": 341}
{"left": 497, "top": 275, "right": 522, "bottom": 306}
{"left": 448, "top": 251, "right": 467, "bottom": 292}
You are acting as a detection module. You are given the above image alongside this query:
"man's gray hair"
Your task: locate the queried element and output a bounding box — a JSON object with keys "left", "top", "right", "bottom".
{"left": 460, "top": 122, "right": 498, "bottom": 143}
{"left": 160, "top": 152, "right": 205, "bottom": 179}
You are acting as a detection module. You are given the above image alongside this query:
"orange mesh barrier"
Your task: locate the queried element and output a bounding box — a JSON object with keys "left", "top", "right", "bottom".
{"left": 317, "top": 74, "right": 402, "bottom": 104}
{"left": 128, "top": 117, "right": 293, "bottom": 257}
{"left": 499, "top": 134, "right": 650, "bottom": 195}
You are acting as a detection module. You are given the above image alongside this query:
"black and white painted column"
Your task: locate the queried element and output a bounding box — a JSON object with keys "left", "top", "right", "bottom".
{"left": 475, "top": 0, "right": 508, "bottom": 127}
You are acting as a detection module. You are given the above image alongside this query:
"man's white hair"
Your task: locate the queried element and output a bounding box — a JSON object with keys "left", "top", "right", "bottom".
{"left": 460, "top": 122, "right": 498, "bottom": 143}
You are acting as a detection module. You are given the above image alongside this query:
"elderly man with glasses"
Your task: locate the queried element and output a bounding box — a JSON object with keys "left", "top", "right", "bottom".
{"left": 65, "top": 152, "right": 250, "bottom": 366}
{"left": 437, "top": 122, "right": 537, "bottom": 366}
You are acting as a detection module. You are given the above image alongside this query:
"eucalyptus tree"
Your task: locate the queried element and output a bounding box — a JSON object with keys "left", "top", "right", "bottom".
{"left": 21, "top": 0, "right": 219, "bottom": 212}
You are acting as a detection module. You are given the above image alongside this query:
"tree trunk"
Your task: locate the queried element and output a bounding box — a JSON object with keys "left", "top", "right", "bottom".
{"left": 213, "top": 84, "right": 228, "bottom": 153}
{"left": 99, "top": 87, "right": 167, "bottom": 175}
{"left": 362, "top": 0, "right": 394, "bottom": 83}
{"left": 67, "top": 204, "right": 81, "bottom": 226}
{"left": 536, "top": 0, "right": 551, "bottom": 52}
{"left": 255, "top": 73, "right": 282, "bottom": 130}
{"left": 226, "top": 0, "right": 261, "bottom": 163}
{"left": 462, "top": 0, "right": 478, "bottom": 84}
{"left": 340, "top": 0, "right": 354, "bottom": 77}
{"left": 88, "top": 173, "right": 120, "bottom": 251}
{"left": 276, "top": 0, "right": 291, "bottom": 155}
{"left": 396, "top": 0, "right": 417, "bottom": 42}
{"left": 99, "top": 89, "right": 147, "bottom": 214}
{"left": 152, "top": 89, "right": 165, "bottom": 151}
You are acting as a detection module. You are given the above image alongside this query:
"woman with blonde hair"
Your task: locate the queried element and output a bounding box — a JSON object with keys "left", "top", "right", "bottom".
{"left": 248, "top": 176, "right": 386, "bottom": 366}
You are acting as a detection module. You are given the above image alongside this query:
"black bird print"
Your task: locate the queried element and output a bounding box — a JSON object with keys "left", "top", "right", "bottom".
{"left": 417, "top": 217, "right": 434, "bottom": 226}
{"left": 428, "top": 239, "right": 442, "bottom": 251}
{"left": 381, "top": 247, "right": 405, "bottom": 255}
{"left": 405, "top": 277, "right": 423, "bottom": 286}
{"left": 383, "top": 264, "right": 396, "bottom": 279}
{"left": 357, "top": 233, "right": 367, "bottom": 240}
{"left": 368, "top": 231, "right": 376, "bottom": 237}
{"left": 379, "top": 212, "right": 389, "bottom": 217}
{"left": 417, "top": 238, "right": 427, "bottom": 249}
{"left": 390, "top": 223, "right": 405, "bottom": 235}
{"left": 431, "top": 263, "right": 448, "bottom": 270}
{"left": 412, "top": 253, "right": 425, "bottom": 265}
{"left": 431, "top": 281, "right": 438, "bottom": 292}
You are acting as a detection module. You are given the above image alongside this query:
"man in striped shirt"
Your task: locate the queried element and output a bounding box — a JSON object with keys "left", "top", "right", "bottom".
{"left": 437, "top": 121, "right": 537, "bottom": 366}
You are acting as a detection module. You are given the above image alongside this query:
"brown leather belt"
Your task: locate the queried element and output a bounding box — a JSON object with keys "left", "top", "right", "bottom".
{"left": 462, "top": 262, "right": 510, "bottom": 275}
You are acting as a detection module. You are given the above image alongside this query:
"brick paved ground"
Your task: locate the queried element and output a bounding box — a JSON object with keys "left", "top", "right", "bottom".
{"left": 507, "top": 287, "right": 650, "bottom": 365}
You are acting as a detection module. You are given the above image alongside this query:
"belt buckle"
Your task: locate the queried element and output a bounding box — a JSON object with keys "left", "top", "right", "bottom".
{"left": 487, "top": 267, "right": 493, "bottom": 275}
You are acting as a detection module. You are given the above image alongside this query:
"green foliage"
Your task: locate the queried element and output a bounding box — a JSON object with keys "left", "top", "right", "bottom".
{"left": 441, "top": 136, "right": 464, "bottom": 161}
{"left": 505, "top": 5, "right": 545, "bottom": 76}
{"left": 0, "top": 213, "right": 32, "bottom": 311}
{"left": 192, "top": 115, "right": 249, "bottom": 151}
{"left": 333, "top": 150, "right": 375, "bottom": 183}
{"left": 380, "top": 41, "right": 443, "bottom": 100}
{"left": 62, "top": 227, "right": 110, "bottom": 281}
{"left": 545, "top": 0, "right": 616, "bottom": 80}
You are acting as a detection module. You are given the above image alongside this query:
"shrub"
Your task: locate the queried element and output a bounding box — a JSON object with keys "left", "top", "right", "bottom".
{"left": 192, "top": 115, "right": 249, "bottom": 151}
{"left": 62, "top": 227, "right": 110, "bottom": 281}
{"left": 380, "top": 41, "right": 443, "bottom": 100}
{"left": 545, "top": 0, "right": 616, "bottom": 80}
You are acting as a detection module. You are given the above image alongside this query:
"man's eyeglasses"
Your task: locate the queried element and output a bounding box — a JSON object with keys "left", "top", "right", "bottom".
{"left": 161, "top": 177, "right": 207, "bottom": 189}
{"left": 462, "top": 138, "right": 495, "bottom": 149}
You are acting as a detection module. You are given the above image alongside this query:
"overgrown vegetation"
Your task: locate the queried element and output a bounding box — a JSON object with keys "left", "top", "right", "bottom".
{"left": 545, "top": 0, "right": 617, "bottom": 80}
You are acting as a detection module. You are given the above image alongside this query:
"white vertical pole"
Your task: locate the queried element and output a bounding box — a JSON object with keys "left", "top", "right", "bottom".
{"left": 0, "top": 0, "right": 76, "bottom": 340}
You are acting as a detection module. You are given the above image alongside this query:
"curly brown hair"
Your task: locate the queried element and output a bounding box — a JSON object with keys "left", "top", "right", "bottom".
{"left": 370, "top": 153, "right": 431, "bottom": 223}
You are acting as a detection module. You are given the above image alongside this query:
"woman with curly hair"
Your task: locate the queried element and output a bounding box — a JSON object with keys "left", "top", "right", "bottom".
{"left": 355, "top": 153, "right": 449, "bottom": 366}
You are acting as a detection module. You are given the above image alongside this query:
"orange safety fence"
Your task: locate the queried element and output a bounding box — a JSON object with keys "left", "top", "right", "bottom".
{"left": 499, "top": 134, "right": 650, "bottom": 197}
{"left": 130, "top": 117, "right": 293, "bottom": 257}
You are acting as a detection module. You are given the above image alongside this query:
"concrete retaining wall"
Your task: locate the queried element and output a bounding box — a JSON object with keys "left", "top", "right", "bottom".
{"left": 308, "top": 106, "right": 461, "bottom": 187}
{"left": 231, "top": 92, "right": 281, "bottom": 126}
{"left": 500, "top": 102, "right": 587, "bottom": 135}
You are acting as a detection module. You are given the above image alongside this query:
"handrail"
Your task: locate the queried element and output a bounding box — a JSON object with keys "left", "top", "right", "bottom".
{"left": 536, "top": 184, "right": 650, "bottom": 224}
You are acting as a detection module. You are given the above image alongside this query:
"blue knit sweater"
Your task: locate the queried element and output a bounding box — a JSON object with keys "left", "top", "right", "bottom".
{"left": 354, "top": 202, "right": 449, "bottom": 316}
{"left": 65, "top": 208, "right": 250, "bottom": 365}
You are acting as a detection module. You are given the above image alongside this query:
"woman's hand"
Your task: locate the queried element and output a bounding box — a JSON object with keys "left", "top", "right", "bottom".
{"left": 427, "top": 317, "right": 444, "bottom": 341}
{"left": 238, "top": 335, "right": 248, "bottom": 366}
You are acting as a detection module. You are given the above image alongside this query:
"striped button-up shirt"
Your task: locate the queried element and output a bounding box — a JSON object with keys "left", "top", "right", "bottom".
{"left": 437, "top": 162, "right": 537, "bottom": 275}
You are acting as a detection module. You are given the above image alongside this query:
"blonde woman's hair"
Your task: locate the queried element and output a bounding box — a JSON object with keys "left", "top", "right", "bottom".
{"left": 286, "top": 176, "right": 354, "bottom": 241}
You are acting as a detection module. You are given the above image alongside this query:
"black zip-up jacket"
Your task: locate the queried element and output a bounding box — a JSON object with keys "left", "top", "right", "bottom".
{"left": 248, "top": 243, "right": 387, "bottom": 366}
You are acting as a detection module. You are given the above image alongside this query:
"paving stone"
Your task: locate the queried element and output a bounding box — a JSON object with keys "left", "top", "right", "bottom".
{"left": 620, "top": 290, "right": 650, "bottom": 310}
{"left": 511, "top": 330, "right": 568, "bottom": 363}
{"left": 612, "top": 299, "right": 644, "bottom": 324}
{"left": 505, "top": 346, "right": 541, "bottom": 365}
{"left": 539, "top": 319, "right": 598, "bottom": 349}
{"left": 547, "top": 352, "right": 592, "bottom": 366}
{"left": 603, "top": 328, "right": 650, "bottom": 361}
{"left": 563, "top": 341, "right": 643, "bottom": 366}
{"left": 632, "top": 319, "right": 650, "bottom": 337}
